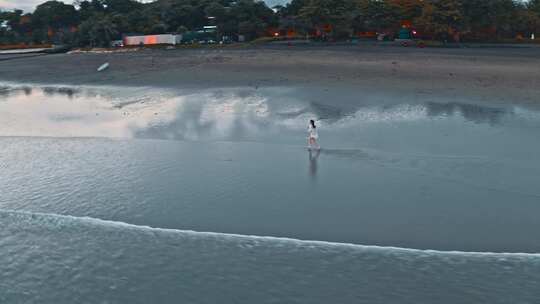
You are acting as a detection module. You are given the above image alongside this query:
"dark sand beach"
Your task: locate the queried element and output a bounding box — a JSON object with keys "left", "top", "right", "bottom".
{"left": 2, "top": 45, "right": 540, "bottom": 106}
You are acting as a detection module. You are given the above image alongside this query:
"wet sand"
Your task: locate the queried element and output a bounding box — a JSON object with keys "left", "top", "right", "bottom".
{"left": 2, "top": 85, "right": 540, "bottom": 252}
{"left": 1, "top": 45, "right": 540, "bottom": 107}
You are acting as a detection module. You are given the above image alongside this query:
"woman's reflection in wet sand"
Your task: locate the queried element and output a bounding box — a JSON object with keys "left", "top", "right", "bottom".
{"left": 308, "top": 149, "right": 320, "bottom": 179}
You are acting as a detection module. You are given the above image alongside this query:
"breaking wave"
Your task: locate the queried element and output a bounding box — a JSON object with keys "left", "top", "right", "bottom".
{"left": 2, "top": 209, "right": 538, "bottom": 257}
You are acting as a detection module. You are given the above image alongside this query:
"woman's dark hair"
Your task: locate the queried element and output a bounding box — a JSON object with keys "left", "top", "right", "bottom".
{"left": 310, "top": 120, "right": 316, "bottom": 128}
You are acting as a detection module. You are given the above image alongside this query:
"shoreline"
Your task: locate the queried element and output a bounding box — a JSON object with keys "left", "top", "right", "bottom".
{"left": 1, "top": 45, "right": 540, "bottom": 108}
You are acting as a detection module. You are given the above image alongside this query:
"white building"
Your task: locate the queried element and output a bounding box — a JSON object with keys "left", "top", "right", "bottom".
{"left": 123, "top": 34, "right": 182, "bottom": 46}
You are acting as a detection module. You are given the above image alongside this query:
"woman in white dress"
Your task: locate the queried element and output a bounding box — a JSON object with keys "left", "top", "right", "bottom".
{"left": 308, "top": 119, "right": 320, "bottom": 149}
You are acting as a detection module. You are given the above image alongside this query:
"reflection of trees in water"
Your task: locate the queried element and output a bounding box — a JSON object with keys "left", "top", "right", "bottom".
{"left": 0, "top": 86, "right": 10, "bottom": 97}
{"left": 309, "top": 102, "right": 345, "bottom": 122}
{"left": 194, "top": 89, "right": 358, "bottom": 126}
{"left": 0, "top": 86, "right": 33, "bottom": 97}
{"left": 275, "top": 99, "right": 512, "bottom": 127}
{"left": 107, "top": 87, "right": 518, "bottom": 141}
{"left": 425, "top": 102, "right": 511, "bottom": 125}
{"left": 275, "top": 102, "right": 357, "bottom": 123}
{"left": 133, "top": 93, "right": 270, "bottom": 141}
{"left": 42, "top": 87, "right": 79, "bottom": 98}
{"left": 133, "top": 99, "right": 215, "bottom": 140}
{"left": 0, "top": 86, "right": 84, "bottom": 99}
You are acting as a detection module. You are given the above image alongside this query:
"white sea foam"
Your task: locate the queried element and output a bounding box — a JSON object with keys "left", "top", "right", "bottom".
{"left": 2, "top": 209, "right": 539, "bottom": 304}
{"left": 1, "top": 209, "right": 538, "bottom": 257}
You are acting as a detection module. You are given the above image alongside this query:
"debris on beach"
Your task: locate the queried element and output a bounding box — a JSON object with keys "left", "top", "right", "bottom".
{"left": 97, "top": 62, "right": 109, "bottom": 72}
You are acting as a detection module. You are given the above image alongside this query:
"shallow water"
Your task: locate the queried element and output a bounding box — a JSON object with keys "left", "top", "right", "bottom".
{"left": 1, "top": 83, "right": 540, "bottom": 302}
{"left": 1, "top": 211, "right": 539, "bottom": 304}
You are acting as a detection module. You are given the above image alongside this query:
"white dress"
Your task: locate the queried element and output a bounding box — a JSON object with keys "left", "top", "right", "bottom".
{"left": 308, "top": 125, "right": 318, "bottom": 139}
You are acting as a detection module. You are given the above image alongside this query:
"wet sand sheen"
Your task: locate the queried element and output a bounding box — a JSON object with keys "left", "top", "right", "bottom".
{"left": 1, "top": 84, "right": 540, "bottom": 253}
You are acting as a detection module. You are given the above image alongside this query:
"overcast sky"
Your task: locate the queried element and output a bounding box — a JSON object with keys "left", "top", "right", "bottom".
{"left": 0, "top": 0, "right": 290, "bottom": 13}
{"left": 0, "top": 0, "right": 42, "bottom": 12}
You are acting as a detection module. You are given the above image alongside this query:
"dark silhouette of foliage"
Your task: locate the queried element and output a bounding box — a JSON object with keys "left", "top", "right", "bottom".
{"left": 1, "top": 0, "right": 540, "bottom": 46}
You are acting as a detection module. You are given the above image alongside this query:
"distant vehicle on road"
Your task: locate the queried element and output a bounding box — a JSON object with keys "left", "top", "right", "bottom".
{"left": 111, "top": 40, "right": 124, "bottom": 47}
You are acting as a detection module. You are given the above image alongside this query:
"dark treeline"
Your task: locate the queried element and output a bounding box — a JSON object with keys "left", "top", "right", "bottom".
{"left": 1, "top": 0, "right": 540, "bottom": 47}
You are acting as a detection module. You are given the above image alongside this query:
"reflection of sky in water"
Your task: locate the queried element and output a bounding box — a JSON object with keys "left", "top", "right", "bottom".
{"left": 0, "top": 85, "right": 181, "bottom": 138}
{"left": 2, "top": 83, "right": 540, "bottom": 252}
{"left": 1, "top": 84, "right": 539, "bottom": 141}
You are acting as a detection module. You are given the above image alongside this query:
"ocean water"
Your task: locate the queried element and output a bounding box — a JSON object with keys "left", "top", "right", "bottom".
{"left": 1, "top": 211, "right": 539, "bottom": 304}
{"left": 1, "top": 83, "right": 540, "bottom": 302}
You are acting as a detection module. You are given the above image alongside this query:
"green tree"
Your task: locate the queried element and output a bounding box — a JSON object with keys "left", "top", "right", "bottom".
{"left": 103, "top": 0, "right": 142, "bottom": 14}
{"left": 205, "top": 2, "right": 227, "bottom": 19}
{"left": 298, "top": 0, "right": 356, "bottom": 38}
{"left": 75, "top": 0, "right": 106, "bottom": 21}
{"left": 33, "top": 1, "right": 79, "bottom": 30}
{"left": 415, "top": 0, "right": 464, "bottom": 41}
{"left": 462, "top": 0, "right": 520, "bottom": 40}
{"left": 4, "top": 0, "right": 536, "bottom": 46}
{"left": 388, "top": 0, "right": 423, "bottom": 21}
{"left": 353, "top": 0, "right": 400, "bottom": 32}
{"left": 78, "top": 15, "right": 119, "bottom": 46}
{"left": 176, "top": 25, "right": 188, "bottom": 33}
{"left": 224, "top": 0, "right": 276, "bottom": 39}
{"left": 282, "top": 0, "right": 310, "bottom": 16}
{"left": 530, "top": 0, "right": 540, "bottom": 16}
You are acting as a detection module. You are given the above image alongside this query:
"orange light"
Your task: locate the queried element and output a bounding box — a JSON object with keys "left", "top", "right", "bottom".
{"left": 274, "top": 32, "right": 279, "bottom": 37}
{"left": 144, "top": 36, "right": 158, "bottom": 44}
